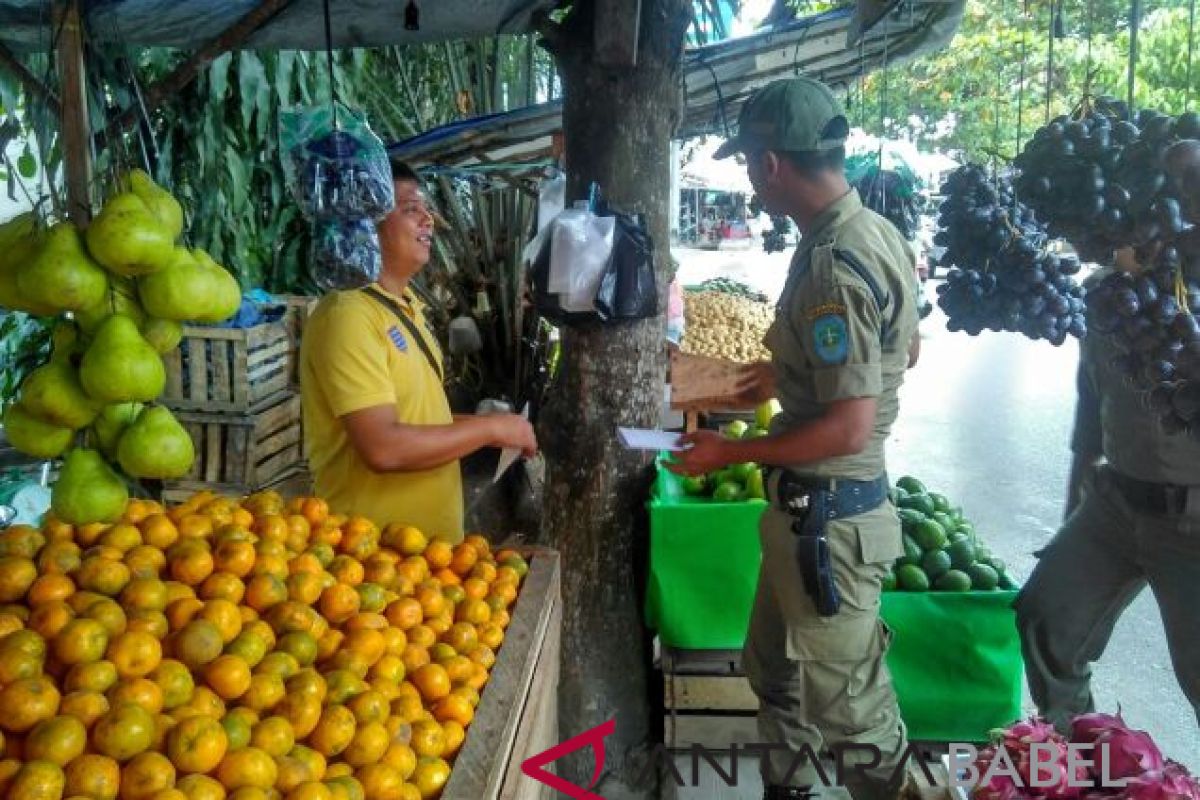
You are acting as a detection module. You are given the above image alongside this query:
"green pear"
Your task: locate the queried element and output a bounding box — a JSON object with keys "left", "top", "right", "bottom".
{"left": 84, "top": 192, "right": 175, "bottom": 276}
{"left": 20, "top": 361, "right": 99, "bottom": 429}
{"left": 49, "top": 321, "right": 81, "bottom": 363}
{"left": 140, "top": 317, "right": 184, "bottom": 354}
{"left": 51, "top": 448, "right": 129, "bottom": 525}
{"left": 2, "top": 402, "right": 73, "bottom": 459}
{"left": 117, "top": 405, "right": 195, "bottom": 479}
{"left": 0, "top": 214, "right": 56, "bottom": 316}
{"left": 124, "top": 170, "right": 184, "bottom": 241}
{"left": 17, "top": 222, "right": 108, "bottom": 313}
{"left": 138, "top": 247, "right": 212, "bottom": 321}
{"left": 91, "top": 402, "right": 143, "bottom": 459}
{"left": 75, "top": 278, "right": 146, "bottom": 334}
{"left": 79, "top": 314, "right": 166, "bottom": 404}
{"left": 192, "top": 249, "right": 242, "bottom": 324}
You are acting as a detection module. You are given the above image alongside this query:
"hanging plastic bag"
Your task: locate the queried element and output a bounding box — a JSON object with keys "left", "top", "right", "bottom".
{"left": 594, "top": 205, "right": 657, "bottom": 321}
{"left": 547, "top": 205, "right": 616, "bottom": 310}
{"left": 537, "top": 171, "right": 566, "bottom": 233}
{"left": 309, "top": 217, "right": 381, "bottom": 291}
{"left": 281, "top": 106, "right": 395, "bottom": 223}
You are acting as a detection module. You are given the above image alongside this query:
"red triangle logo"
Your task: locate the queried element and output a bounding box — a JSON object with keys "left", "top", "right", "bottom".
{"left": 521, "top": 718, "right": 616, "bottom": 799}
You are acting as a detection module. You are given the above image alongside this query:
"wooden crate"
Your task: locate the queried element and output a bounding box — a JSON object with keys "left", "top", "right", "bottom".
{"left": 444, "top": 548, "right": 561, "bottom": 800}
{"left": 159, "top": 465, "right": 313, "bottom": 507}
{"left": 283, "top": 295, "right": 319, "bottom": 389}
{"left": 173, "top": 392, "right": 303, "bottom": 489}
{"left": 162, "top": 321, "right": 293, "bottom": 414}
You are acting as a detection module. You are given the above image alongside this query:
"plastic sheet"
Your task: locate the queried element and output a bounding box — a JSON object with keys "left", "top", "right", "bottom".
{"left": 282, "top": 106, "right": 394, "bottom": 223}
{"left": 309, "top": 217, "right": 381, "bottom": 291}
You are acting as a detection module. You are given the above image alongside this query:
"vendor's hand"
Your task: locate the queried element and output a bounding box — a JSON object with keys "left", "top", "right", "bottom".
{"left": 734, "top": 361, "right": 777, "bottom": 405}
{"left": 490, "top": 414, "right": 539, "bottom": 457}
{"left": 666, "top": 430, "right": 732, "bottom": 477}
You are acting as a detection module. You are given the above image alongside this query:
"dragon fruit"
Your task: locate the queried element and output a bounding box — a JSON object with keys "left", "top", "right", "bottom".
{"left": 1114, "top": 763, "right": 1200, "bottom": 800}
{"left": 1093, "top": 726, "right": 1165, "bottom": 780}
{"left": 1071, "top": 712, "right": 1127, "bottom": 744}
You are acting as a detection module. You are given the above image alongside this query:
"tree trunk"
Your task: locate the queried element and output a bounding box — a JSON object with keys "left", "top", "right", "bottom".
{"left": 538, "top": 1, "right": 690, "bottom": 797}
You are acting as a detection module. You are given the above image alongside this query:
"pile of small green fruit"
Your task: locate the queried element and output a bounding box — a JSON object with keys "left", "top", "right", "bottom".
{"left": 884, "top": 476, "right": 1018, "bottom": 592}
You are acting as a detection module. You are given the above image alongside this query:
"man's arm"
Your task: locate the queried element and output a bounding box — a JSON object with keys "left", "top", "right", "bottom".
{"left": 342, "top": 406, "right": 536, "bottom": 473}
{"left": 1065, "top": 341, "right": 1103, "bottom": 519}
{"left": 667, "top": 396, "right": 875, "bottom": 475}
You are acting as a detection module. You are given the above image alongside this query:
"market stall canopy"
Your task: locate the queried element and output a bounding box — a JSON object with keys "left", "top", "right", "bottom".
{"left": 0, "top": 0, "right": 558, "bottom": 51}
{"left": 390, "top": 0, "right": 965, "bottom": 170}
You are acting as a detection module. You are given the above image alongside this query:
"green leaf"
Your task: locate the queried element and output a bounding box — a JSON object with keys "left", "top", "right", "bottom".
{"left": 210, "top": 53, "right": 232, "bottom": 106}
{"left": 238, "top": 51, "right": 268, "bottom": 135}
{"left": 275, "top": 50, "right": 297, "bottom": 110}
{"left": 16, "top": 144, "right": 36, "bottom": 178}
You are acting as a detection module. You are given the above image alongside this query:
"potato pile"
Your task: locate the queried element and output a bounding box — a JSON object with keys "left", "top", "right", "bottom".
{"left": 681, "top": 290, "right": 773, "bottom": 363}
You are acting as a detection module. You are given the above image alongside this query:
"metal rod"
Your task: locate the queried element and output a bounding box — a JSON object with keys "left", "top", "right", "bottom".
{"left": 57, "top": 0, "right": 92, "bottom": 224}
{"left": 1127, "top": 0, "right": 1141, "bottom": 113}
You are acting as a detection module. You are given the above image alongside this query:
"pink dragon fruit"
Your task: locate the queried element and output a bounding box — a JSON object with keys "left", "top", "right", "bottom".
{"left": 1115, "top": 762, "right": 1200, "bottom": 800}
{"left": 1070, "top": 712, "right": 1128, "bottom": 744}
{"left": 1093, "top": 726, "right": 1165, "bottom": 780}
{"left": 973, "top": 746, "right": 1023, "bottom": 800}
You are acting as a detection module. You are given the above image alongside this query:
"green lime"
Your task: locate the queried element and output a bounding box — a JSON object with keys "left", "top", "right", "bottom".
{"left": 947, "top": 538, "right": 976, "bottom": 570}
{"left": 742, "top": 426, "right": 769, "bottom": 439}
{"left": 724, "top": 420, "right": 749, "bottom": 438}
{"left": 934, "top": 569, "right": 973, "bottom": 592}
{"left": 729, "top": 462, "right": 758, "bottom": 484}
{"left": 912, "top": 519, "right": 948, "bottom": 552}
{"left": 681, "top": 475, "right": 707, "bottom": 496}
{"left": 892, "top": 486, "right": 910, "bottom": 504}
{"left": 712, "top": 481, "right": 745, "bottom": 503}
{"left": 921, "top": 549, "right": 952, "bottom": 579}
{"left": 898, "top": 493, "right": 936, "bottom": 516}
{"left": 987, "top": 556, "right": 1007, "bottom": 574}
{"left": 745, "top": 469, "right": 766, "bottom": 500}
{"left": 929, "top": 492, "right": 951, "bottom": 513}
{"left": 896, "top": 564, "right": 930, "bottom": 592}
{"left": 898, "top": 534, "right": 923, "bottom": 567}
{"left": 967, "top": 563, "right": 1000, "bottom": 591}
{"left": 881, "top": 571, "right": 897, "bottom": 591}
{"left": 932, "top": 512, "right": 955, "bottom": 531}
{"left": 896, "top": 476, "right": 926, "bottom": 495}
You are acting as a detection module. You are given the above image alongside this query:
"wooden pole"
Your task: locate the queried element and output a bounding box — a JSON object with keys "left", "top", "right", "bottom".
{"left": 57, "top": 0, "right": 92, "bottom": 224}
{"left": 0, "top": 42, "right": 61, "bottom": 117}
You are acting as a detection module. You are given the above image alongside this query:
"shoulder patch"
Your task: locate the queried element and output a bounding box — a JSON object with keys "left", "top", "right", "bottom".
{"left": 806, "top": 302, "right": 848, "bottom": 320}
{"left": 812, "top": 314, "right": 849, "bottom": 364}
{"left": 387, "top": 325, "right": 408, "bottom": 352}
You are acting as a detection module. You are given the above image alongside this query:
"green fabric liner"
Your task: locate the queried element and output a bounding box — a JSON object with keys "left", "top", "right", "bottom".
{"left": 647, "top": 460, "right": 1023, "bottom": 742}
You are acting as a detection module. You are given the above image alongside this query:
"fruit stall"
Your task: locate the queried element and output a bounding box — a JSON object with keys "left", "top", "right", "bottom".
{"left": 646, "top": 443, "right": 1023, "bottom": 747}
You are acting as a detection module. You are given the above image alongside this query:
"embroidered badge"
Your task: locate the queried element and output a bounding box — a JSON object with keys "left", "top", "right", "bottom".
{"left": 812, "top": 314, "right": 849, "bottom": 364}
{"left": 387, "top": 325, "right": 408, "bottom": 352}
{"left": 806, "top": 302, "right": 848, "bottom": 320}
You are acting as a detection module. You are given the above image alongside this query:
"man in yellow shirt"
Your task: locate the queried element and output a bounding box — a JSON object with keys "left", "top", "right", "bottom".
{"left": 300, "top": 159, "right": 537, "bottom": 542}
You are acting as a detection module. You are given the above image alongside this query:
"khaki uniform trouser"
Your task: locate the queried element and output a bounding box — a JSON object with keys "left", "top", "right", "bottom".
{"left": 1015, "top": 467, "right": 1200, "bottom": 730}
{"left": 743, "top": 501, "right": 908, "bottom": 800}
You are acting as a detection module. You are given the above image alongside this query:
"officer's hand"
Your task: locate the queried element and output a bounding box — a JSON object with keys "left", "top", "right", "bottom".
{"left": 665, "top": 430, "right": 731, "bottom": 477}
{"left": 734, "top": 361, "right": 777, "bottom": 405}
{"left": 491, "top": 414, "right": 539, "bottom": 457}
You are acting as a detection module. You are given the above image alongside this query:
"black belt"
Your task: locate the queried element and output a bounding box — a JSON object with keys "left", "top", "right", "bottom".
{"left": 1105, "top": 467, "right": 1199, "bottom": 516}
{"left": 765, "top": 468, "right": 889, "bottom": 519}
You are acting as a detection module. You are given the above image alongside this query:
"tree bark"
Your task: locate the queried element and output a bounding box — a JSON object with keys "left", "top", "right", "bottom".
{"left": 538, "top": 0, "right": 689, "bottom": 797}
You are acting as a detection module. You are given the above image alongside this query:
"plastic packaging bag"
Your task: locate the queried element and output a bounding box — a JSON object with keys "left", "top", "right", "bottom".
{"left": 309, "top": 217, "right": 381, "bottom": 291}
{"left": 547, "top": 205, "right": 616, "bottom": 311}
{"left": 281, "top": 106, "right": 395, "bottom": 223}
{"left": 537, "top": 172, "right": 566, "bottom": 233}
{"left": 594, "top": 205, "right": 656, "bottom": 320}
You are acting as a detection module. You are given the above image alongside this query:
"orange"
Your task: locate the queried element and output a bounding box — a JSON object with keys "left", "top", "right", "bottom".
{"left": 82, "top": 598, "right": 129, "bottom": 637}
{"left": 239, "top": 672, "right": 285, "bottom": 714}
{"left": 470, "top": 644, "right": 496, "bottom": 669}
{"left": 27, "top": 600, "right": 73, "bottom": 639}
{"left": 244, "top": 574, "right": 288, "bottom": 613}
{"left": 253, "top": 513, "right": 289, "bottom": 543}
{"left": 169, "top": 540, "right": 215, "bottom": 586}
{"left": 411, "top": 757, "right": 451, "bottom": 800}
{"left": 400, "top": 645, "right": 430, "bottom": 675}
{"left": 448, "top": 544, "right": 479, "bottom": 577}
{"left": 343, "top": 628, "right": 386, "bottom": 667}
{"left": 275, "top": 757, "right": 316, "bottom": 795}
{"left": 492, "top": 608, "right": 511, "bottom": 630}
{"left": 285, "top": 515, "right": 312, "bottom": 551}
{"left": 64, "top": 753, "right": 120, "bottom": 799}
{"left": 413, "top": 586, "right": 445, "bottom": 620}
{"left": 308, "top": 706, "right": 357, "bottom": 757}
{"left": 175, "top": 774, "right": 226, "bottom": 800}
{"left": 421, "top": 541, "right": 452, "bottom": 572}
{"left": 354, "top": 764, "right": 403, "bottom": 800}
{"left": 274, "top": 693, "right": 321, "bottom": 740}
{"left": 59, "top": 688, "right": 109, "bottom": 728}
{"left": 396, "top": 557, "right": 429, "bottom": 586}
{"left": 0, "top": 557, "right": 37, "bottom": 603}
{"left": 316, "top": 629, "right": 345, "bottom": 662}
{"left": 442, "top": 655, "right": 475, "bottom": 686}
{"left": 98, "top": 522, "right": 142, "bottom": 553}
{"left": 424, "top": 611, "right": 453, "bottom": 637}
{"left": 26, "top": 573, "right": 74, "bottom": 607}
{"left": 461, "top": 577, "right": 489, "bottom": 602}
{"left": 362, "top": 557, "right": 397, "bottom": 588}
{"left": 443, "top": 622, "right": 479, "bottom": 655}
{"left": 323, "top": 669, "right": 367, "bottom": 705}
{"left": 205, "top": 655, "right": 252, "bottom": 700}
{"left": 165, "top": 596, "right": 205, "bottom": 631}
{"left": 252, "top": 553, "right": 288, "bottom": 581}
{"left": 470, "top": 561, "right": 498, "bottom": 583}
{"left": 221, "top": 708, "right": 257, "bottom": 751}
{"left": 75, "top": 521, "right": 111, "bottom": 547}
{"left": 476, "top": 623, "right": 504, "bottom": 651}
{"left": 287, "top": 781, "right": 334, "bottom": 800}
{"left": 455, "top": 599, "right": 491, "bottom": 626}
{"left": 285, "top": 669, "right": 328, "bottom": 704}
{"left": 345, "top": 689, "right": 389, "bottom": 726}
{"left": 150, "top": 659, "right": 196, "bottom": 710}
{"left": 64, "top": 659, "right": 118, "bottom": 693}
{"left": 256, "top": 650, "right": 301, "bottom": 679}
{"left": 249, "top": 715, "right": 294, "bottom": 758}
{"left": 494, "top": 566, "right": 520, "bottom": 586}
{"left": 342, "top": 612, "right": 387, "bottom": 633}
{"left": 266, "top": 601, "right": 321, "bottom": 636}
{"left": 140, "top": 513, "right": 180, "bottom": 550}
{"left": 172, "top": 620, "right": 224, "bottom": 669}
{"left": 126, "top": 545, "right": 169, "bottom": 579}
{"left": 432, "top": 568, "right": 461, "bottom": 588}
{"left": 408, "top": 720, "right": 445, "bottom": 759}
{"left": 213, "top": 540, "right": 257, "bottom": 578}
{"left": 380, "top": 627, "right": 407, "bottom": 657}
{"left": 329, "top": 556, "right": 365, "bottom": 587}
{"left": 119, "top": 750, "right": 176, "bottom": 799}
{"left": 381, "top": 743, "right": 417, "bottom": 781}
{"left": 318, "top": 584, "right": 360, "bottom": 624}
{"left": 166, "top": 714, "right": 228, "bottom": 775}
{"left": 0, "top": 635, "right": 44, "bottom": 683}
{"left": 288, "top": 744, "right": 327, "bottom": 782}
{"left": 441, "top": 719, "right": 466, "bottom": 757}
{"left": 108, "top": 676, "right": 164, "bottom": 713}
{"left": 300, "top": 497, "right": 329, "bottom": 528}
{"left": 342, "top": 721, "right": 389, "bottom": 768}
{"left": 199, "top": 572, "right": 246, "bottom": 604}
{"left": 463, "top": 533, "right": 491, "bottom": 556}
{"left": 76, "top": 557, "right": 132, "bottom": 597}
{"left": 8, "top": 760, "right": 66, "bottom": 799}
{"left": 36, "top": 540, "right": 81, "bottom": 576}
{"left": 0, "top": 676, "right": 60, "bottom": 733}
{"left": 287, "top": 572, "right": 325, "bottom": 605}
{"left": 180, "top": 686, "right": 227, "bottom": 721}
{"left": 107, "top": 630, "right": 163, "bottom": 678}
{"left": 410, "top": 664, "right": 451, "bottom": 703}
{"left": 0, "top": 615, "right": 21, "bottom": 639}
{"left": 217, "top": 746, "right": 278, "bottom": 790}
{"left": 226, "top": 631, "right": 269, "bottom": 668}
{"left": 432, "top": 693, "right": 473, "bottom": 727}
{"left": 407, "top": 625, "right": 436, "bottom": 649}
{"left": 275, "top": 631, "right": 318, "bottom": 668}
{"left": 243, "top": 619, "right": 277, "bottom": 651}
{"left": 92, "top": 702, "right": 155, "bottom": 762}
{"left": 199, "top": 599, "right": 243, "bottom": 643}
{"left": 127, "top": 610, "right": 170, "bottom": 639}
{"left": 24, "top": 714, "right": 86, "bottom": 765}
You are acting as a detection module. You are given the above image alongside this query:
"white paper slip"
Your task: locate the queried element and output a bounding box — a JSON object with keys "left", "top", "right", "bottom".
{"left": 617, "top": 427, "right": 685, "bottom": 452}
{"left": 494, "top": 402, "right": 531, "bottom": 483}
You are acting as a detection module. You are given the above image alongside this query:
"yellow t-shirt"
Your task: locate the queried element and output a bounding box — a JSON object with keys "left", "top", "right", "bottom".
{"left": 300, "top": 284, "right": 464, "bottom": 542}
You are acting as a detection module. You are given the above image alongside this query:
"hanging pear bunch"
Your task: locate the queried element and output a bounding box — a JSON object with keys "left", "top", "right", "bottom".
{"left": 0, "top": 170, "right": 243, "bottom": 524}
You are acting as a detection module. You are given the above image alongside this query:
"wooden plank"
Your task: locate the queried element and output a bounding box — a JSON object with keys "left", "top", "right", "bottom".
{"left": 497, "top": 599, "right": 560, "bottom": 800}
{"left": 226, "top": 425, "right": 250, "bottom": 485}
{"left": 256, "top": 423, "right": 302, "bottom": 460}
{"left": 252, "top": 445, "right": 302, "bottom": 487}
{"left": 247, "top": 336, "right": 291, "bottom": 368}
{"left": 187, "top": 338, "right": 208, "bottom": 405}
{"left": 204, "top": 424, "right": 223, "bottom": 484}
{"left": 56, "top": 1, "right": 91, "bottom": 224}
{"left": 212, "top": 339, "right": 231, "bottom": 406}
{"left": 164, "top": 347, "right": 184, "bottom": 399}
{"left": 184, "top": 423, "right": 204, "bottom": 480}
{"left": 443, "top": 550, "right": 561, "bottom": 800}
{"left": 232, "top": 340, "right": 250, "bottom": 410}
{"left": 667, "top": 714, "right": 759, "bottom": 750}
{"left": 664, "top": 675, "right": 758, "bottom": 712}
{"left": 669, "top": 351, "right": 754, "bottom": 411}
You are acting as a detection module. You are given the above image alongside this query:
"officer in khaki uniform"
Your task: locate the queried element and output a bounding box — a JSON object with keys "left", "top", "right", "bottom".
{"left": 670, "top": 78, "right": 919, "bottom": 800}
{"left": 1016, "top": 266, "right": 1200, "bottom": 729}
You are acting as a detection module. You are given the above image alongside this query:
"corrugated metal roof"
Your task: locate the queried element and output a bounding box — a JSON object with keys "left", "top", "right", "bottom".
{"left": 390, "top": 0, "right": 965, "bottom": 168}
{"left": 0, "top": 0, "right": 558, "bottom": 51}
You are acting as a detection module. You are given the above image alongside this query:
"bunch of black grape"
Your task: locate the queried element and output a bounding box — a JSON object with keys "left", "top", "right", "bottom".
{"left": 762, "top": 215, "right": 791, "bottom": 254}
{"left": 933, "top": 165, "right": 1086, "bottom": 343}
{"left": 1015, "top": 96, "right": 1200, "bottom": 264}
{"left": 853, "top": 167, "right": 920, "bottom": 241}
{"left": 1085, "top": 229, "right": 1200, "bottom": 435}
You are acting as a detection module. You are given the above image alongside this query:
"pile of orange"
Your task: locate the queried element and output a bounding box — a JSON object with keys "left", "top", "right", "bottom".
{"left": 0, "top": 489, "right": 530, "bottom": 800}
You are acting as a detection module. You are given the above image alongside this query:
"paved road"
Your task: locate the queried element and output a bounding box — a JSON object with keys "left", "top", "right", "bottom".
{"left": 673, "top": 245, "right": 1199, "bottom": 772}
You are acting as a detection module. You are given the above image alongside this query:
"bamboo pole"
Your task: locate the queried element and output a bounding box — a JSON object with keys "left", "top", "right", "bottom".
{"left": 56, "top": 0, "right": 92, "bottom": 224}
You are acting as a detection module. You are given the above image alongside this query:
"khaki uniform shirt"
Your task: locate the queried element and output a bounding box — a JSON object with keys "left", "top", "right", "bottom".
{"left": 766, "top": 189, "right": 919, "bottom": 480}
{"left": 1072, "top": 270, "right": 1200, "bottom": 485}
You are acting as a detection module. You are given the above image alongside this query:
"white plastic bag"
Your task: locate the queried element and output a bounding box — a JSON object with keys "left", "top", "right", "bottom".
{"left": 537, "top": 172, "right": 566, "bottom": 233}
{"left": 547, "top": 205, "right": 615, "bottom": 313}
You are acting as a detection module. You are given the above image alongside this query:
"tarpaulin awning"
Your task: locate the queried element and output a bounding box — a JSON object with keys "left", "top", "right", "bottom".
{"left": 0, "top": 0, "right": 559, "bottom": 51}
{"left": 389, "top": 0, "right": 965, "bottom": 168}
